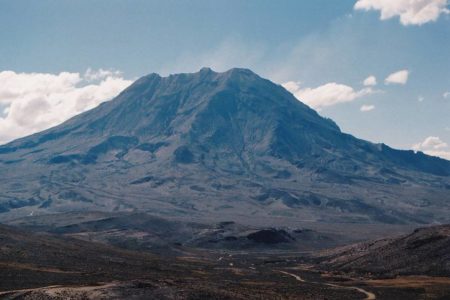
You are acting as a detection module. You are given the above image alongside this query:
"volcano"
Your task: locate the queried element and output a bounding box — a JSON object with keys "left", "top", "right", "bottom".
{"left": 1, "top": 68, "right": 449, "bottom": 224}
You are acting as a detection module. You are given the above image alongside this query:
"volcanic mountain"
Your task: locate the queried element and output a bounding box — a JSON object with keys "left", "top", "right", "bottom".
{"left": 0, "top": 68, "right": 449, "bottom": 224}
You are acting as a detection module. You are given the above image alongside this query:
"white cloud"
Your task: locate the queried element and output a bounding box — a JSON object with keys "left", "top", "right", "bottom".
{"left": 444, "top": 91, "right": 450, "bottom": 98}
{"left": 415, "top": 136, "right": 448, "bottom": 149}
{"left": 363, "top": 75, "right": 377, "bottom": 86}
{"left": 84, "top": 68, "right": 123, "bottom": 81}
{"left": 354, "top": 0, "right": 450, "bottom": 26}
{"left": 413, "top": 136, "right": 450, "bottom": 160}
{"left": 283, "top": 81, "right": 373, "bottom": 110}
{"left": 418, "top": 95, "right": 425, "bottom": 102}
{"left": 360, "top": 104, "right": 375, "bottom": 111}
{"left": 385, "top": 69, "right": 409, "bottom": 85}
{"left": 0, "top": 69, "right": 132, "bottom": 145}
{"left": 282, "top": 81, "right": 302, "bottom": 92}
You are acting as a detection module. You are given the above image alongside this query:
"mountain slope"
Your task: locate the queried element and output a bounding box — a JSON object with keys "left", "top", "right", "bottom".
{"left": 0, "top": 68, "right": 449, "bottom": 224}
{"left": 317, "top": 224, "right": 450, "bottom": 277}
{"left": 0, "top": 223, "right": 164, "bottom": 290}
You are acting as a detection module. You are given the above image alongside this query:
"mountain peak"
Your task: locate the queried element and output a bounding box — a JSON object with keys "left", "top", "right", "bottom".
{"left": 223, "top": 67, "right": 258, "bottom": 76}
{"left": 199, "top": 66, "right": 214, "bottom": 74}
{"left": 138, "top": 67, "right": 259, "bottom": 83}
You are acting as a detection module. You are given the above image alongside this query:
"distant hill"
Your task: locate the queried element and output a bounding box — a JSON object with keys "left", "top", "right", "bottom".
{"left": 0, "top": 68, "right": 449, "bottom": 224}
{"left": 6, "top": 211, "right": 345, "bottom": 254}
{"left": 317, "top": 224, "right": 450, "bottom": 277}
{"left": 0, "top": 223, "right": 163, "bottom": 290}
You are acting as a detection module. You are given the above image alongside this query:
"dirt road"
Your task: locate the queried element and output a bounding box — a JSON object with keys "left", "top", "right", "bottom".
{"left": 278, "top": 270, "right": 376, "bottom": 300}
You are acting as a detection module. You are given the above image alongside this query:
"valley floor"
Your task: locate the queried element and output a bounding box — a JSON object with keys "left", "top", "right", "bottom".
{"left": 1, "top": 251, "right": 450, "bottom": 300}
{"left": 1, "top": 215, "right": 449, "bottom": 299}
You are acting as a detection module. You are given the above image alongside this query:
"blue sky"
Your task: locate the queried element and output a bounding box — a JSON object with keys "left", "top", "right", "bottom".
{"left": 1, "top": 0, "right": 450, "bottom": 159}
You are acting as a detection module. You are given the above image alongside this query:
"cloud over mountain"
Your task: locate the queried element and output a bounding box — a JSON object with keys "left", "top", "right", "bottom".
{"left": 283, "top": 81, "right": 373, "bottom": 110}
{"left": 413, "top": 136, "right": 450, "bottom": 160}
{"left": 0, "top": 69, "right": 132, "bottom": 145}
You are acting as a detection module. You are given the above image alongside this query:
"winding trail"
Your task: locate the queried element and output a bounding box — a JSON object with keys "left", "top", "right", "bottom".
{"left": 278, "top": 270, "right": 376, "bottom": 300}
{"left": 278, "top": 270, "right": 305, "bottom": 282}
{"left": 0, "top": 285, "right": 62, "bottom": 297}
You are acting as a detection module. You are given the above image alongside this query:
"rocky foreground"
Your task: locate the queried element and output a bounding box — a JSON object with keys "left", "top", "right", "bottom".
{"left": 1, "top": 223, "right": 450, "bottom": 299}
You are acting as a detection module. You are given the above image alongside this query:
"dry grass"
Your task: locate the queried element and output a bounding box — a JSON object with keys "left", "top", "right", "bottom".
{"left": 365, "top": 276, "right": 450, "bottom": 288}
